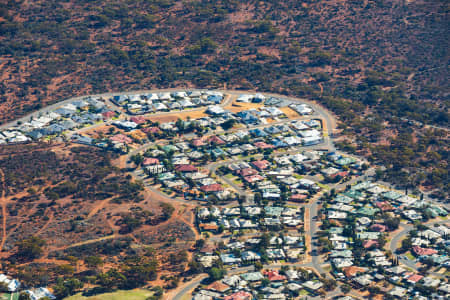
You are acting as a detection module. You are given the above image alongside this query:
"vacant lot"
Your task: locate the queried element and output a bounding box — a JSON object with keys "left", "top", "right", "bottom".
{"left": 280, "top": 107, "right": 300, "bottom": 119}
{"left": 224, "top": 101, "right": 265, "bottom": 113}
{"left": 147, "top": 110, "right": 208, "bottom": 123}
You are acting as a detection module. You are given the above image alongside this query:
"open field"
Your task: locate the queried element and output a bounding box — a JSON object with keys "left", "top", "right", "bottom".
{"left": 0, "top": 293, "right": 19, "bottom": 300}
{"left": 65, "top": 289, "right": 154, "bottom": 300}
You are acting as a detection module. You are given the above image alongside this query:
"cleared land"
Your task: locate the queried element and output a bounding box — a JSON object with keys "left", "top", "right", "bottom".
{"left": 279, "top": 107, "right": 300, "bottom": 119}
{"left": 147, "top": 110, "right": 208, "bottom": 123}
{"left": 224, "top": 101, "right": 265, "bottom": 113}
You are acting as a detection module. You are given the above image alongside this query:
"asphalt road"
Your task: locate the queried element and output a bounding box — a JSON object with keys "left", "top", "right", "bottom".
{"left": 388, "top": 219, "right": 449, "bottom": 276}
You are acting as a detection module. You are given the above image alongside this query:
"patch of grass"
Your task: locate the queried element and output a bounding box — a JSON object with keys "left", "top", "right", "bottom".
{"left": 406, "top": 252, "right": 415, "bottom": 260}
{"left": 64, "top": 289, "right": 154, "bottom": 300}
{"left": 294, "top": 174, "right": 304, "bottom": 179}
{"left": 299, "top": 289, "right": 310, "bottom": 296}
{"left": 224, "top": 173, "right": 234, "bottom": 179}
{"left": 317, "top": 183, "right": 330, "bottom": 190}
{"left": 233, "top": 179, "right": 243, "bottom": 185}
{"left": 0, "top": 293, "right": 18, "bottom": 300}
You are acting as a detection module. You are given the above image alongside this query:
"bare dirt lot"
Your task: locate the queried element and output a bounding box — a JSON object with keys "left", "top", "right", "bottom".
{"left": 147, "top": 110, "right": 208, "bottom": 123}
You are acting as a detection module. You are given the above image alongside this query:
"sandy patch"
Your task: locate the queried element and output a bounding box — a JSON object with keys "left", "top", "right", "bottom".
{"left": 280, "top": 107, "right": 300, "bottom": 119}
{"left": 147, "top": 110, "right": 208, "bottom": 123}
{"left": 224, "top": 101, "right": 265, "bottom": 113}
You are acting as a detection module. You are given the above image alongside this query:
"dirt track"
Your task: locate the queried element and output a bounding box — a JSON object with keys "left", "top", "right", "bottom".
{"left": 0, "top": 168, "right": 7, "bottom": 252}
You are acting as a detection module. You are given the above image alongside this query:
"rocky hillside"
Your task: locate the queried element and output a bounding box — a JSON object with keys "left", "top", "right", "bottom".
{"left": 0, "top": 0, "right": 447, "bottom": 122}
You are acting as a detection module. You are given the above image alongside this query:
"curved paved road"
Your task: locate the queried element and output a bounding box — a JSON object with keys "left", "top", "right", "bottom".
{"left": 388, "top": 218, "right": 449, "bottom": 274}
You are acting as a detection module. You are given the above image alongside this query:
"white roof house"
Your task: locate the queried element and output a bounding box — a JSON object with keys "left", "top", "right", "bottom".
{"left": 236, "top": 94, "right": 254, "bottom": 102}
{"left": 153, "top": 103, "right": 168, "bottom": 111}
{"left": 302, "top": 281, "right": 323, "bottom": 291}
{"left": 158, "top": 92, "right": 172, "bottom": 100}
{"left": 298, "top": 129, "right": 321, "bottom": 138}
{"left": 206, "top": 105, "right": 226, "bottom": 115}
{"left": 0, "top": 274, "right": 20, "bottom": 292}
{"left": 27, "top": 287, "right": 55, "bottom": 300}
{"left": 241, "top": 251, "right": 261, "bottom": 261}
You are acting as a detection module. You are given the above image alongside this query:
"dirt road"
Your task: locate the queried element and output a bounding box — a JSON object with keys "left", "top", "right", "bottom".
{"left": 0, "top": 168, "right": 7, "bottom": 252}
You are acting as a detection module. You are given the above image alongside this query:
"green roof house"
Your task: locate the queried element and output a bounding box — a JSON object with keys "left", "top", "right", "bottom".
{"left": 356, "top": 206, "right": 379, "bottom": 216}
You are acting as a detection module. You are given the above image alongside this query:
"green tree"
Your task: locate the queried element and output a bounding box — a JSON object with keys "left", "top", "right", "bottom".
{"left": 341, "top": 284, "right": 351, "bottom": 294}
{"left": 401, "top": 237, "right": 412, "bottom": 252}
{"left": 131, "top": 153, "right": 144, "bottom": 166}
{"left": 159, "top": 202, "right": 175, "bottom": 221}
{"left": 16, "top": 236, "right": 46, "bottom": 261}
{"left": 53, "top": 278, "right": 83, "bottom": 298}
{"left": 208, "top": 267, "right": 226, "bottom": 281}
{"left": 188, "top": 259, "right": 203, "bottom": 274}
{"left": 97, "top": 268, "right": 127, "bottom": 289}
{"left": 85, "top": 256, "right": 103, "bottom": 269}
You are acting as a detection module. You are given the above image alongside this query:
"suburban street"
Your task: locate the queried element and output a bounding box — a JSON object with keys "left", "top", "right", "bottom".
{"left": 388, "top": 219, "right": 450, "bottom": 277}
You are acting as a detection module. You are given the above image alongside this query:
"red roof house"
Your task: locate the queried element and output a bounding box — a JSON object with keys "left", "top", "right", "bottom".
{"left": 370, "top": 224, "right": 387, "bottom": 232}
{"left": 224, "top": 291, "right": 252, "bottom": 300}
{"left": 110, "top": 134, "right": 132, "bottom": 144}
{"left": 251, "top": 160, "right": 270, "bottom": 170}
{"left": 207, "top": 135, "right": 225, "bottom": 145}
{"left": 333, "top": 171, "right": 349, "bottom": 178}
{"left": 263, "top": 270, "right": 287, "bottom": 282}
{"left": 376, "top": 201, "right": 394, "bottom": 211}
{"left": 102, "top": 111, "right": 116, "bottom": 119}
{"left": 175, "top": 164, "right": 198, "bottom": 172}
{"left": 141, "top": 126, "right": 162, "bottom": 134}
{"left": 142, "top": 158, "right": 159, "bottom": 166}
{"left": 130, "top": 116, "right": 147, "bottom": 124}
{"left": 206, "top": 281, "right": 230, "bottom": 293}
{"left": 406, "top": 274, "right": 423, "bottom": 284}
{"left": 412, "top": 246, "right": 438, "bottom": 256}
{"left": 192, "top": 138, "right": 206, "bottom": 147}
{"left": 236, "top": 168, "right": 258, "bottom": 177}
{"left": 244, "top": 175, "right": 264, "bottom": 183}
{"left": 200, "top": 184, "right": 224, "bottom": 192}
{"left": 254, "top": 141, "right": 275, "bottom": 149}
{"left": 290, "top": 194, "right": 308, "bottom": 202}
{"left": 342, "top": 266, "right": 367, "bottom": 278}
{"left": 363, "top": 240, "right": 379, "bottom": 249}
